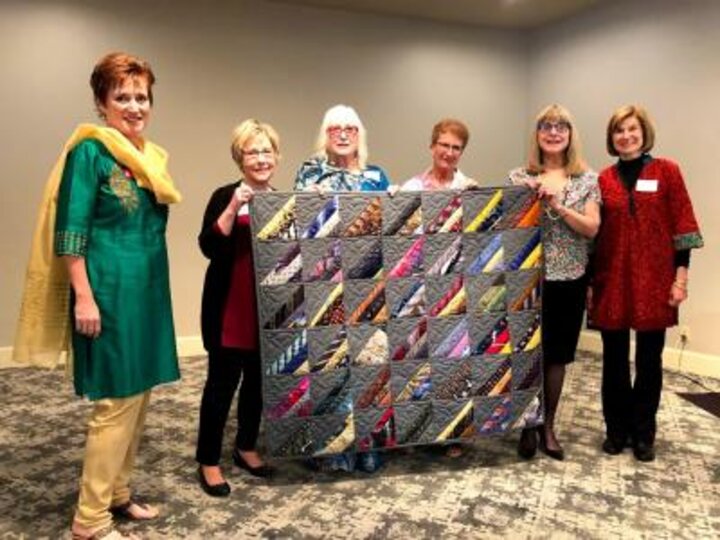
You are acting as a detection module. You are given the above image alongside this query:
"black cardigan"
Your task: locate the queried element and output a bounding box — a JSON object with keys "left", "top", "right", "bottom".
{"left": 198, "top": 180, "right": 252, "bottom": 352}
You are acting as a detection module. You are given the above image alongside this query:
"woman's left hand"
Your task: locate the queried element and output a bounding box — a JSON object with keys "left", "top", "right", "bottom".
{"left": 668, "top": 283, "right": 688, "bottom": 307}
{"left": 461, "top": 177, "right": 480, "bottom": 191}
{"left": 540, "top": 188, "right": 563, "bottom": 212}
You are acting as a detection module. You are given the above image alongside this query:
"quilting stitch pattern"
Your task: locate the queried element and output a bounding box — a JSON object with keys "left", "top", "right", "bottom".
{"left": 251, "top": 188, "right": 545, "bottom": 458}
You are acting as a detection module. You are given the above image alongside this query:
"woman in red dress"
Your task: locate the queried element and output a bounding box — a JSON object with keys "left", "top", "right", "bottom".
{"left": 590, "top": 105, "right": 703, "bottom": 462}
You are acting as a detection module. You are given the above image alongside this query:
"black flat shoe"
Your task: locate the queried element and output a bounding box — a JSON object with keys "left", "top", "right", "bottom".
{"left": 602, "top": 436, "right": 628, "bottom": 455}
{"left": 197, "top": 466, "right": 231, "bottom": 497}
{"left": 539, "top": 430, "right": 565, "bottom": 461}
{"left": 517, "top": 428, "right": 538, "bottom": 460}
{"left": 633, "top": 441, "right": 656, "bottom": 462}
{"left": 233, "top": 450, "right": 275, "bottom": 478}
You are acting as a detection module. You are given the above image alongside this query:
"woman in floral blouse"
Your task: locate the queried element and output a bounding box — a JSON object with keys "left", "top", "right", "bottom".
{"left": 293, "top": 104, "right": 389, "bottom": 472}
{"left": 294, "top": 104, "right": 389, "bottom": 193}
{"left": 509, "top": 104, "right": 600, "bottom": 461}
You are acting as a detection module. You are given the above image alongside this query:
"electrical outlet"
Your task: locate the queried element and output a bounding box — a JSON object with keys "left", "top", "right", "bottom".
{"left": 679, "top": 325, "right": 690, "bottom": 343}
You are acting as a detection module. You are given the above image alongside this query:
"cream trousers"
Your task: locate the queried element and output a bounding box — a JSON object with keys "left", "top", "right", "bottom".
{"left": 74, "top": 391, "right": 150, "bottom": 531}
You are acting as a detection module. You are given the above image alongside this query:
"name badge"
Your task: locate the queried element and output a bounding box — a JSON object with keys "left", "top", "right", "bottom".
{"left": 636, "top": 179, "right": 658, "bottom": 193}
{"left": 363, "top": 170, "right": 381, "bottom": 181}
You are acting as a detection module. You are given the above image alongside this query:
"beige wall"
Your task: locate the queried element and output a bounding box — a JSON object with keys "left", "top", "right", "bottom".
{"left": 0, "top": 0, "right": 528, "bottom": 349}
{"left": 529, "top": 0, "right": 720, "bottom": 356}
{"left": 2, "top": 0, "right": 718, "bottom": 361}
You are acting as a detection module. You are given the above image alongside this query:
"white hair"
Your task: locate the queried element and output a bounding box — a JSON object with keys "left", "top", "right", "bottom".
{"left": 313, "top": 104, "right": 369, "bottom": 169}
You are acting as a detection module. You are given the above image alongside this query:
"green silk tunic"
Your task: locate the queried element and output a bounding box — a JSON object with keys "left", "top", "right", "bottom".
{"left": 55, "top": 139, "right": 180, "bottom": 400}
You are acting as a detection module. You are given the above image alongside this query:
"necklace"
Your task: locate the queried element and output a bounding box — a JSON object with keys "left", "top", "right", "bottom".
{"left": 539, "top": 172, "right": 570, "bottom": 220}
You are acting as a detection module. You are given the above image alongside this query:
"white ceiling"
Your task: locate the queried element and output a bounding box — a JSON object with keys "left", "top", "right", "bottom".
{"left": 265, "top": 0, "right": 606, "bottom": 29}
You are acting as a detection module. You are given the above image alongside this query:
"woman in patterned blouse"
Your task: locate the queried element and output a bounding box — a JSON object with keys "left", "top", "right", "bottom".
{"left": 509, "top": 104, "right": 601, "bottom": 461}
{"left": 293, "top": 105, "right": 389, "bottom": 473}
{"left": 294, "top": 104, "right": 389, "bottom": 193}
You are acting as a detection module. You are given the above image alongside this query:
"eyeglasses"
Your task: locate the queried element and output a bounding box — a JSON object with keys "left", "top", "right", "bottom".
{"left": 327, "top": 125, "right": 359, "bottom": 139}
{"left": 435, "top": 141, "right": 464, "bottom": 153}
{"left": 242, "top": 148, "right": 274, "bottom": 161}
{"left": 537, "top": 121, "right": 571, "bottom": 134}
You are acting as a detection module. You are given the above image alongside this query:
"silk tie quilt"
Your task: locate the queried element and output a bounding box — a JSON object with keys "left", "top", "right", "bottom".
{"left": 250, "top": 187, "right": 544, "bottom": 458}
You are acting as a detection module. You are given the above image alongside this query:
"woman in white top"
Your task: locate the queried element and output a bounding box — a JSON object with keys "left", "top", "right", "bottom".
{"left": 402, "top": 118, "right": 478, "bottom": 191}
{"left": 400, "top": 118, "right": 477, "bottom": 458}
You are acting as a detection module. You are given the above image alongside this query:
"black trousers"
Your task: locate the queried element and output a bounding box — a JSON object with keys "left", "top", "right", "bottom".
{"left": 196, "top": 347, "right": 262, "bottom": 466}
{"left": 601, "top": 329, "right": 666, "bottom": 445}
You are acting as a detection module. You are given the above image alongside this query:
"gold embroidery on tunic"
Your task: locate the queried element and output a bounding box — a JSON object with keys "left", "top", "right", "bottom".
{"left": 109, "top": 165, "right": 140, "bottom": 213}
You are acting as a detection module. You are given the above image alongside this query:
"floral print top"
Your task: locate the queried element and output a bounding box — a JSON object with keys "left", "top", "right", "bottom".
{"left": 508, "top": 167, "right": 601, "bottom": 281}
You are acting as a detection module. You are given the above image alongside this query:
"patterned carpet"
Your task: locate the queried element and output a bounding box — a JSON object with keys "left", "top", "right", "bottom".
{"left": 1, "top": 350, "right": 718, "bottom": 539}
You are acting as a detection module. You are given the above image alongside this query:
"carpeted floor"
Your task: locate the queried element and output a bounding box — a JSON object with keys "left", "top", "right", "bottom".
{"left": 1, "top": 350, "right": 718, "bottom": 539}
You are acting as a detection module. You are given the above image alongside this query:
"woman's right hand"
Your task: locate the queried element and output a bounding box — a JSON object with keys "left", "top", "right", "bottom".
{"left": 217, "top": 185, "right": 254, "bottom": 236}
{"left": 233, "top": 184, "right": 254, "bottom": 208}
{"left": 525, "top": 177, "right": 540, "bottom": 190}
{"left": 75, "top": 295, "right": 101, "bottom": 338}
{"left": 305, "top": 183, "right": 330, "bottom": 196}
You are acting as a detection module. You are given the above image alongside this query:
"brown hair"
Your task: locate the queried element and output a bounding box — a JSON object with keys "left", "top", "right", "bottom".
{"left": 527, "top": 104, "right": 587, "bottom": 176}
{"left": 90, "top": 52, "right": 156, "bottom": 111}
{"left": 606, "top": 104, "right": 656, "bottom": 156}
{"left": 431, "top": 118, "right": 470, "bottom": 149}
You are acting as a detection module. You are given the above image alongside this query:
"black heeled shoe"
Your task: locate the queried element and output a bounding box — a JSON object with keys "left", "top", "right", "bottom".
{"left": 232, "top": 449, "right": 275, "bottom": 478}
{"left": 197, "top": 466, "right": 231, "bottom": 497}
{"left": 632, "top": 441, "right": 655, "bottom": 462}
{"left": 517, "top": 428, "right": 538, "bottom": 460}
{"left": 602, "top": 436, "right": 627, "bottom": 456}
{"left": 538, "top": 429, "right": 565, "bottom": 461}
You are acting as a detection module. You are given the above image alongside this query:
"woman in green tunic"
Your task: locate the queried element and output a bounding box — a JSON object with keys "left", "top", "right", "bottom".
{"left": 15, "top": 52, "right": 181, "bottom": 540}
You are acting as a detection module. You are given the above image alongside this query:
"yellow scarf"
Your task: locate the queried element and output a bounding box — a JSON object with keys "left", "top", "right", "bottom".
{"left": 12, "top": 124, "right": 182, "bottom": 368}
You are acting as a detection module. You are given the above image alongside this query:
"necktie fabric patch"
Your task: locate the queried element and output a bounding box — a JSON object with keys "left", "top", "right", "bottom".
{"left": 300, "top": 195, "right": 341, "bottom": 239}
{"left": 387, "top": 278, "right": 426, "bottom": 318}
{"left": 424, "top": 193, "right": 463, "bottom": 234}
{"left": 258, "top": 242, "right": 303, "bottom": 286}
{"left": 384, "top": 193, "right": 423, "bottom": 236}
{"left": 255, "top": 194, "right": 298, "bottom": 241}
{"left": 264, "top": 329, "right": 309, "bottom": 376}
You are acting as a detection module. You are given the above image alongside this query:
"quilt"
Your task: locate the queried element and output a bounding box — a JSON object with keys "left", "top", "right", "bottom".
{"left": 250, "top": 187, "right": 544, "bottom": 458}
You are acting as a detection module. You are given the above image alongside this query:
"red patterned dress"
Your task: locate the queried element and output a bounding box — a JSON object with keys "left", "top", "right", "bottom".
{"left": 590, "top": 156, "right": 703, "bottom": 330}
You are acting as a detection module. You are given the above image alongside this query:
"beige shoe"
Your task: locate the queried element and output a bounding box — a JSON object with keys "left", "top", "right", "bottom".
{"left": 71, "top": 523, "right": 140, "bottom": 540}
{"left": 110, "top": 501, "right": 159, "bottom": 520}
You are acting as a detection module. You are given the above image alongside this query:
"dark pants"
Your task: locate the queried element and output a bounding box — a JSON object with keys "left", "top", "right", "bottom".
{"left": 601, "top": 329, "right": 666, "bottom": 445}
{"left": 196, "top": 348, "right": 262, "bottom": 466}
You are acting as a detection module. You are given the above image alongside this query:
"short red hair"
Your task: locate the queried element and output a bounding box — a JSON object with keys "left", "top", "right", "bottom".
{"left": 431, "top": 118, "right": 470, "bottom": 149}
{"left": 90, "top": 52, "right": 156, "bottom": 108}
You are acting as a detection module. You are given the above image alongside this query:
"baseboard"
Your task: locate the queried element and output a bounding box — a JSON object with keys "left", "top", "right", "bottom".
{"left": 3, "top": 333, "right": 718, "bottom": 379}
{"left": 579, "top": 330, "right": 720, "bottom": 379}
{"left": 176, "top": 335, "right": 206, "bottom": 358}
{"left": 0, "top": 346, "right": 19, "bottom": 368}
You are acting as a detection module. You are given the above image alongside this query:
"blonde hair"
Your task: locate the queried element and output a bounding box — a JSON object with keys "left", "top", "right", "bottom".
{"left": 527, "top": 104, "right": 587, "bottom": 176}
{"left": 606, "top": 104, "right": 656, "bottom": 156}
{"left": 230, "top": 119, "right": 281, "bottom": 170}
{"left": 313, "top": 104, "right": 368, "bottom": 169}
